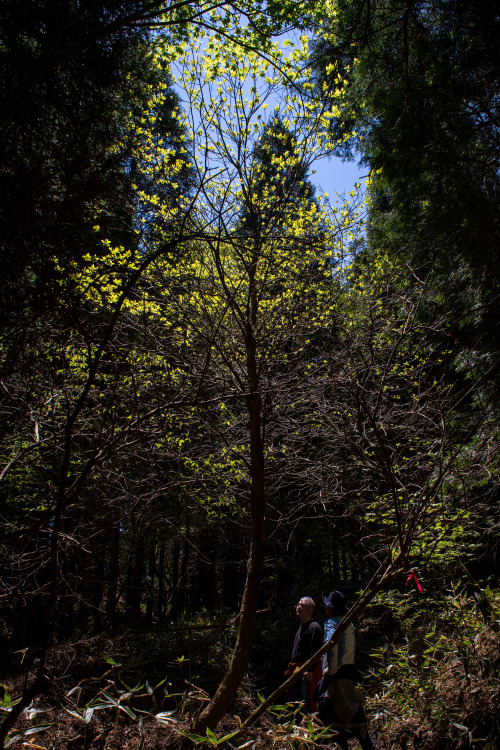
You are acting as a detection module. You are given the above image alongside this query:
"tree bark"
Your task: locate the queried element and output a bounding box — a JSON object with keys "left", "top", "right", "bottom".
{"left": 106, "top": 522, "right": 120, "bottom": 616}
{"left": 146, "top": 547, "right": 156, "bottom": 624}
{"left": 194, "top": 279, "right": 265, "bottom": 733}
{"left": 156, "top": 541, "right": 165, "bottom": 618}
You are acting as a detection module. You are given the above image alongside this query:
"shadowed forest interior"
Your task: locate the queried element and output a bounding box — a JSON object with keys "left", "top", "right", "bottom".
{"left": 0, "top": 0, "right": 499, "bottom": 748}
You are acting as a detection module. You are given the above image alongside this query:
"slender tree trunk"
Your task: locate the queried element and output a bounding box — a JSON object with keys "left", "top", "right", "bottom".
{"left": 172, "top": 537, "right": 180, "bottom": 591}
{"left": 146, "top": 547, "right": 156, "bottom": 624}
{"left": 127, "top": 546, "right": 145, "bottom": 613}
{"left": 194, "top": 272, "right": 265, "bottom": 733}
{"left": 106, "top": 522, "right": 120, "bottom": 616}
{"left": 156, "top": 542, "right": 165, "bottom": 618}
{"left": 92, "top": 553, "right": 105, "bottom": 632}
{"left": 341, "top": 548, "right": 347, "bottom": 582}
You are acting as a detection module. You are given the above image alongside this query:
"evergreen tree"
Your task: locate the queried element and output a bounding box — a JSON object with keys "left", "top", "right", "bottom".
{"left": 310, "top": 0, "right": 500, "bottom": 359}
{"left": 238, "top": 116, "right": 316, "bottom": 235}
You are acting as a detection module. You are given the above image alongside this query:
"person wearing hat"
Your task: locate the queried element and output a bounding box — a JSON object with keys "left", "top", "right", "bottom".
{"left": 318, "top": 590, "right": 377, "bottom": 750}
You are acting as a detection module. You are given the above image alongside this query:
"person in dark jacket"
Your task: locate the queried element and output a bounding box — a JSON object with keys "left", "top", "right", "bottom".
{"left": 285, "top": 596, "right": 324, "bottom": 712}
{"left": 318, "top": 590, "right": 377, "bottom": 750}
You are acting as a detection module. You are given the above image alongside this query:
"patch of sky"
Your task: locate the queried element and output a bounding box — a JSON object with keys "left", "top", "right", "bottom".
{"left": 169, "top": 25, "right": 366, "bottom": 205}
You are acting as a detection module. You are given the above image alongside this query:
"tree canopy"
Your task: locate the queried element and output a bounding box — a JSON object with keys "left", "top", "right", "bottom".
{"left": 0, "top": 1, "right": 499, "bottom": 748}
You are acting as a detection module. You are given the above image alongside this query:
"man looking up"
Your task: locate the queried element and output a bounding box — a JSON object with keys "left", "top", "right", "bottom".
{"left": 285, "top": 596, "right": 323, "bottom": 712}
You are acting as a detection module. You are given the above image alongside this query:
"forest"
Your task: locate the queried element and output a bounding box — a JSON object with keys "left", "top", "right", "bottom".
{"left": 0, "top": 0, "right": 499, "bottom": 748}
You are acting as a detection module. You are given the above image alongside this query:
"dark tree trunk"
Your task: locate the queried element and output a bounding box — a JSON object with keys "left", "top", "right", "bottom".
{"left": 192, "top": 533, "right": 216, "bottom": 611}
{"left": 92, "top": 551, "right": 105, "bottom": 631}
{"left": 194, "top": 270, "right": 265, "bottom": 733}
{"left": 156, "top": 542, "right": 165, "bottom": 618}
{"left": 170, "top": 530, "right": 190, "bottom": 615}
{"left": 172, "top": 537, "right": 179, "bottom": 591}
{"left": 329, "top": 546, "right": 338, "bottom": 581}
{"left": 146, "top": 547, "right": 156, "bottom": 624}
{"left": 106, "top": 522, "right": 120, "bottom": 616}
{"left": 126, "top": 546, "right": 145, "bottom": 613}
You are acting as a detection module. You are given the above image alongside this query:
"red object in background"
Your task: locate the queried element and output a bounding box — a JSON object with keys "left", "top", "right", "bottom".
{"left": 406, "top": 570, "right": 423, "bottom": 593}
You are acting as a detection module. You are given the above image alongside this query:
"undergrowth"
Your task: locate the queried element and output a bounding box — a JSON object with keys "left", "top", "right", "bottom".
{"left": 365, "top": 585, "right": 500, "bottom": 749}
{"left": 1, "top": 586, "right": 499, "bottom": 749}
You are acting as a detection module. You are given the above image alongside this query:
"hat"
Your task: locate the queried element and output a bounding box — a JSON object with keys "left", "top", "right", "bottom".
{"left": 323, "top": 590, "right": 349, "bottom": 614}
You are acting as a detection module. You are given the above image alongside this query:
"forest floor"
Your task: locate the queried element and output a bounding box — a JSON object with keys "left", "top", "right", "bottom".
{"left": 2, "top": 635, "right": 379, "bottom": 750}
{"left": 2, "top": 614, "right": 500, "bottom": 750}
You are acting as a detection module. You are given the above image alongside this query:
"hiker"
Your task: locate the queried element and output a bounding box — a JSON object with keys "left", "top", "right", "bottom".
{"left": 285, "top": 596, "right": 324, "bottom": 712}
{"left": 318, "top": 590, "right": 377, "bottom": 750}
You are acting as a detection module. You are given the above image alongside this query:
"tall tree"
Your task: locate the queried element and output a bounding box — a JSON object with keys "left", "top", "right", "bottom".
{"left": 310, "top": 0, "right": 500, "bottom": 359}
{"left": 151, "top": 33, "right": 360, "bottom": 730}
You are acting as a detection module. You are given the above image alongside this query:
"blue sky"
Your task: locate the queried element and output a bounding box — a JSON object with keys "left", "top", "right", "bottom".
{"left": 308, "top": 154, "right": 366, "bottom": 199}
